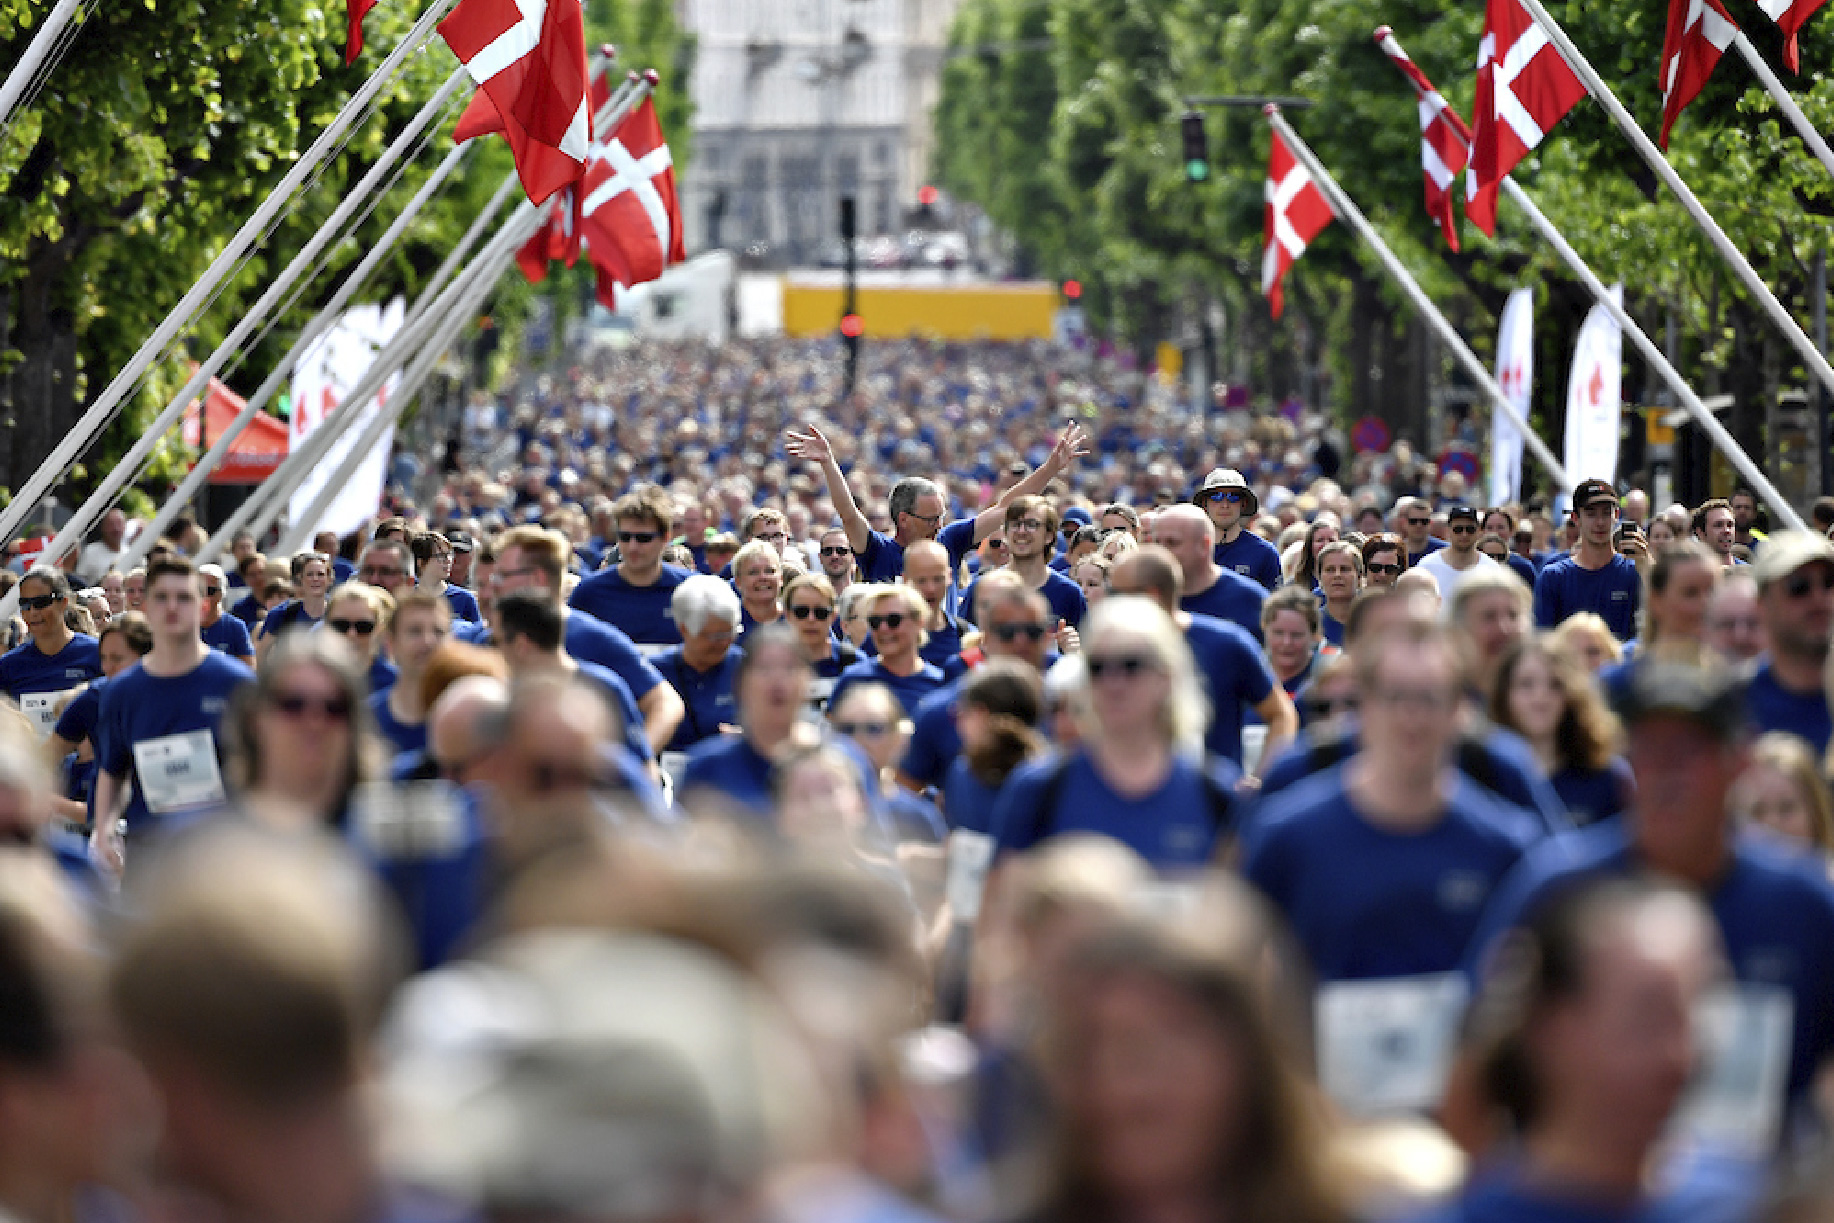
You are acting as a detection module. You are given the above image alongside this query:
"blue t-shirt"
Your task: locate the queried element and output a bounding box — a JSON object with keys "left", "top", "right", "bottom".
{"left": 649, "top": 644, "right": 744, "bottom": 751}
{"left": 1552, "top": 758, "right": 1634, "bottom": 826}
{"left": 443, "top": 585, "right": 482, "bottom": 623}
{"left": 1320, "top": 610, "right": 1346, "bottom": 648}
{"left": 1185, "top": 614, "right": 1276, "bottom": 764}
{"left": 962, "top": 569, "right": 1088, "bottom": 631}
{"left": 367, "top": 655, "right": 399, "bottom": 697}
{"left": 1408, "top": 537, "right": 1448, "bottom": 566}
{"left": 901, "top": 679, "right": 964, "bottom": 788}
{"left": 1242, "top": 769, "right": 1543, "bottom": 981}
{"left": 229, "top": 593, "right": 263, "bottom": 628}
{"left": 1404, "top": 1155, "right": 1759, "bottom": 1223}
{"left": 256, "top": 599, "right": 320, "bottom": 641}
{"left": 679, "top": 731, "right": 882, "bottom": 827}
{"left": 918, "top": 613, "right": 967, "bottom": 672}
{"left": 567, "top": 564, "right": 692, "bottom": 646}
{"left": 96, "top": 652, "right": 255, "bottom": 834}
{"left": 1504, "top": 552, "right": 1540, "bottom": 589}
{"left": 1213, "top": 530, "right": 1283, "bottom": 591}
{"left": 574, "top": 659, "right": 655, "bottom": 761}
{"left": 943, "top": 756, "right": 1004, "bottom": 833}
{"left": 0, "top": 634, "right": 102, "bottom": 700}
{"left": 52, "top": 682, "right": 103, "bottom": 745}
{"left": 368, "top": 689, "right": 428, "bottom": 758}
{"left": 200, "top": 615, "right": 254, "bottom": 659}
{"left": 991, "top": 751, "right": 1242, "bottom": 868}
{"left": 885, "top": 787, "right": 946, "bottom": 842}
{"left": 332, "top": 557, "right": 356, "bottom": 584}
{"left": 562, "top": 610, "right": 666, "bottom": 702}
{"left": 830, "top": 657, "right": 948, "bottom": 718}
{"left": 856, "top": 518, "right": 980, "bottom": 585}
{"left": 348, "top": 781, "right": 489, "bottom": 970}
{"left": 1466, "top": 821, "right": 1834, "bottom": 1114}
{"left": 1533, "top": 554, "right": 1642, "bottom": 640}
{"left": 1179, "top": 569, "right": 1268, "bottom": 642}
{"left": 1745, "top": 659, "right": 1834, "bottom": 756}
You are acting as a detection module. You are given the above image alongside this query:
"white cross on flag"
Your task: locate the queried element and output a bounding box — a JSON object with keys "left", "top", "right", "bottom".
{"left": 579, "top": 97, "right": 685, "bottom": 297}
{"left": 1660, "top": 0, "right": 1739, "bottom": 148}
{"left": 1262, "top": 130, "right": 1334, "bottom": 320}
{"left": 439, "top": 0, "right": 591, "bottom": 205}
{"left": 1465, "top": 0, "right": 1587, "bottom": 236}
{"left": 1376, "top": 27, "right": 1473, "bottom": 252}
{"left": 1757, "top": 0, "right": 1827, "bottom": 72}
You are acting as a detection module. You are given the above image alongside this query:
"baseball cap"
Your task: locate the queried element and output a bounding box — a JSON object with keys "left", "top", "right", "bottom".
{"left": 1062, "top": 506, "right": 1094, "bottom": 529}
{"left": 445, "top": 530, "right": 476, "bottom": 554}
{"left": 1751, "top": 530, "right": 1834, "bottom": 593}
{"left": 1194, "top": 468, "right": 1260, "bottom": 516}
{"left": 1619, "top": 664, "right": 1747, "bottom": 743}
{"left": 1446, "top": 504, "right": 1478, "bottom": 524}
{"left": 1572, "top": 479, "right": 1619, "bottom": 511}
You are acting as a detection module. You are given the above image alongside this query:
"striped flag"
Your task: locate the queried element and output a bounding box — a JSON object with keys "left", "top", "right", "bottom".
{"left": 1262, "top": 129, "right": 1334, "bottom": 319}
{"left": 1757, "top": 0, "right": 1827, "bottom": 72}
{"left": 1660, "top": 0, "right": 1739, "bottom": 148}
{"left": 1376, "top": 27, "right": 1473, "bottom": 251}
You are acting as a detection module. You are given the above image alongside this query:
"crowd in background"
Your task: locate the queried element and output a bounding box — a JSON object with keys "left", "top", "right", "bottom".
{"left": 3, "top": 337, "right": 1834, "bottom": 1223}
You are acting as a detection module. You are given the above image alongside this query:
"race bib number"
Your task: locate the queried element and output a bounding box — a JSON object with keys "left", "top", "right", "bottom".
{"left": 1670, "top": 984, "right": 1793, "bottom": 1156}
{"left": 1316, "top": 973, "right": 1468, "bottom": 1117}
{"left": 350, "top": 781, "right": 466, "bottom": 860}
{"left": 19, "top": 689, "right": 74, "bottom": 738}
{"left": 807, "top": 677, "right": 836, "bottom": 711}
{"left": 945, "top": 830, "right": 996, "bottom": 922}
{"left": 132, "top": 729, "right": 226, "bottom": 815}
{"left": 637, "top": 643, "right": 673, "bottom": 658}
{"left": 659, "top": 751, "right": 690, "bottom": 795}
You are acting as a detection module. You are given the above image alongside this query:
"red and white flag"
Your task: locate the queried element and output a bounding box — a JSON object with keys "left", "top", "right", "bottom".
{"left": 1376, "top": 27, "right": 1473, "bottom": 252}
{"left": 1465, "top": 0, "right": 1587, "bottom": 236}
{"left": 579, "top": 97, "right": 685, "bottom": 292}
{"left": 1659, "top": 0, "right": 1738, "bottom": 148}
{"left": 1757, "top": 0, "right": 1826, "bottom": 72}
{"left": 344, "top": 0, "right": 376, "bottom": 64}
{"left": 1262, "top": 130, "right": 1334, "bottom": 320}
{"left": 439, "top": 0, "right": 591, "bottom": 204}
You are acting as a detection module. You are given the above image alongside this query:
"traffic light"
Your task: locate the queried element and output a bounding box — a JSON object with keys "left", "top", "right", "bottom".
{"left": 1062, "top": 279, "right": 1083, "bottom": 301}
{"left": 1182, "top": 110, "right": 1209, "bottom": 182}
{"left": 840, "top": 313, "right": 864, "bottom": 338}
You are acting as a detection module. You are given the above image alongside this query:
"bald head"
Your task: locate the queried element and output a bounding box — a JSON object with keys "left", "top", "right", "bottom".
{"left": 1149, "top": 505, "right": 1215, "bottom": 589}
{"left": 428, "top": 674, "right": 509, "bottom": 775}
{"left": 901, "top": 540, "right": 951, "bottom": 613}
{"left": 1110, "top": 547, "right": 1181, "bottom": 613}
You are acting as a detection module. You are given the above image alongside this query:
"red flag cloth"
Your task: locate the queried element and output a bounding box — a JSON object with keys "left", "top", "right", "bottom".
{"left": 1465, "top": 0, "right": 1587, "bottom": 236}
{"left": 1261, "top": 130, "right": 1333, "bottom": 320}
{"left": 1660, "top": 0, "right": 1739, "bottom": 147}
{"left": 578, "top": 98, "right": 685, "bottom": 290}
{"left": 1758, "top": 0, "right": 1826, "bottom": 72}
{"left": 455, "top": 56, "right": 614, "bottom": 146}
{"left": 1376, "top": 29, "right": 1473, "bottom": 252}
{"left": 344, "top": 0, "right": 376, "bottom": 64}
{"left": 439, "top": 0, "right": 591, "bottom": 204}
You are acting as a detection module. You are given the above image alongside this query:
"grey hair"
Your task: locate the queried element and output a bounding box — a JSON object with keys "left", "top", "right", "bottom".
{"left": 672, "top": 573, "right": 742, "bottom": 637}
{"left": 888, "top": 477, "right": 941, "bottom": 522}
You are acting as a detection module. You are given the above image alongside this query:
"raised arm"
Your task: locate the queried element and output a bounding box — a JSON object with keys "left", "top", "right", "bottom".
{"left": 786, "top": 424, "right": 872, "bottom": 554}
{"left": 968, "top": 422, "right": 1091, "bottom": 544}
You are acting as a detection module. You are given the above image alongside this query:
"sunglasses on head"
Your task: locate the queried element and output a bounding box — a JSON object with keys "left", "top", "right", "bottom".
{"left": 1087, "top": 654, "right": 1157, "bottom": 680}
{"left": 790, "top": 604, "right": 833, "bottom": 620}
{"left": 272, "top": 692, "right": 352, "bottom": 720}
{"left": 17, "top": 594, "right": 61, "bottom": 611}
{"left": 618, "top": 530, "right": 658, "bottom": 544}
{"left": 866, "top": 613, "right": 907, "bottom": 631}
{"left": 992, "top": 622, "right": 1047, "bottom": 642}
{"left": 329, "top": 618, "right": 377, "bottom": 635}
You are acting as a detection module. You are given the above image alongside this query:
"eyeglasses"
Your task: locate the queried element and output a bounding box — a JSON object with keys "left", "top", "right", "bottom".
{"left": 992, "top": 622, "right": 1047, "bottom": 642}
{"left": 833, "top": 721, "right": 896, "bottom": 736}
{"left": 361, "top": 568, "right": 406, "bottom": 581}
{"left": 902, "top": 511, "right": 942, "bottom": 526}
{"left": 618, "top": 530, "right": 658, "bottom": 544}
{"left": 493, "top": 566, "right": 543, "bottom": 585}
{"left": 1087, "top": 654, "right": 1159, "bottom": 680}
{"left": 1205, "top": 490, "right": 1246, "bottom": 504}
{"left": 1366, "top": 562, "right": 1404, "bottom": 576}
{"left": 1010, "top": 518, "right": 1046, "bottom": 532}
{"left": 1450, "top": 523, "right": 1478, "bottom": 535}
{"left": 17, "top": 594, "right": 61, "bottom": 610}
{"left": 1784, "top": 570, "right": 1834, "bottom": 598}
{"left": 790, "top": 604, "right": 833, "bottom": 621}
{"left": 329, "top": 618, "right": 377, "bottom": 635}
{"left": 819, "top": 546, "right": 853, "bottom": 558}
{"left": 1407, "top": 517, "right": 1430, "bottom": 527}
{"left": 867, "top": 613, "right": 907, "bottom": 630}
{"left": 272, "top": 692, "right": 352, "bottom": 720}
{"left": 755, "top": 530, "right": 788, "bottom": 544}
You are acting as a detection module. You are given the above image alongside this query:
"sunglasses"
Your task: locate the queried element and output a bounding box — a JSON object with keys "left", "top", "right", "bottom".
{"left": 992, "top": 622, "right": 1047, "bottom": 642}
{"left": 202, "top": 587, "right": 222, "bottom": 597}
{"left": 984, "top": 539, "right": 1008, "bottom": 549}
{"left": 618, "top": 531, "right": 658, "bottom": 544}
{"left": 790, "top": 604, "right": 833, "bottom": 621}
{"left": 329, "top": 618, "right": 377, "bottom": 635}
{"left": 17, "top": 594, "right": 61, "bottom": 610}
{"left": 867, "top": 613, "right": 907, "bottom": 630}
{"left": 272, "top": 693, "right": 352, "bottom": 720}
{"left": 1450, "top": 523, "right": 1478, "bottom": 535}
{"left": 1306, "top": 695, "right": 1359, "bottom": 720}
{"left": 1087, "top": 654, "right": 1158, "bottom": 680}
{"left": 819, "top": 546, "right": 853, "bottom": 558}
{"left": 1205, "top": 491, "right": 1246, "bottom": 504}
{"left": 1366, "top": 562, "right": 1404, "bottom": 576}
{"left": 1784, "top": 570, "right": 1834, "bottom": 598}
{"left": 834, "top": 721, "right": 894, "bottom": 736}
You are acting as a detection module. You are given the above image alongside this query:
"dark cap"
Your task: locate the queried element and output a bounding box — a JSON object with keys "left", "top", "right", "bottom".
{"left": 1572, "top": 479, "right": 1619, "bottom": 511}
{"left": 1620, "top": 664, "right": 1746, "bottom": 743}
{"left": 445, "top": 530, "right": 476, "bottom": 554}
{"left": 1446, "top": 504, "right": 1479, "bottom": 523}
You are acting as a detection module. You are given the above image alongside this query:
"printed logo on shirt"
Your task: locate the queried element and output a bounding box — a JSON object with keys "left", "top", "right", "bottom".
{"left": 201, "top": 696, "right": 229, "bottom": 716}
{"left": 1437, "top": 869, "right": 1491, "bottom": 913}
{"left": 1610, "top": 590, "right": 1630, "bottom": 602}
{"left": 1234, "top": 565, "right": 1252, "bottom": 575}
{"left": 65, "top": 668, "right": 88, "bottom": 679}
{"left": 1739, "top": 946, "right": 1801, "bottom": 985}
{"left": 1162, "top": 822, "right": 1205, "bottom": 856}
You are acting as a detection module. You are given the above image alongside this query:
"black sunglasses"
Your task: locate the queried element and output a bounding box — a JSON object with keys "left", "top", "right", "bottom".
{"left": 790, "top": 604, "right": 833, "bottom": 621}
{"left": 1306, "top": 695, "right": 1359, "bottom": 720}
{"left": 1367, "top": 562, "right": 1404, "bottom": 576}
{"left": 866, "top": 613, "right": 907, "bottom": 631}
{"left": 819, "top": 546, "right": 853, "bottom": 558}
{"left": 272, "top": 693, "right": 352, "bottom": 719}
{"left": 329, "top": 618, "right": 377, "bottom": 635}
{"left": 992, "top": 622, "right": 1047, "bottom": 642}
{"left": 202, "top": 586, "right": 222, "bottom": 597}
{"left": 1450, "top": 523, "right": 1478, "bottom": 535}
{"left": 618, "top": 530, "right": 658, "bottom": 544}
{"left": 18, "top": 594, "right": 61, "bottom": 610}
{"left": 1087, "top": 654, "right": 1158, "bottom": 679}
{"left": 1784, "top": 570, "right": 1834, "bottom": 598}
{"left": 833, "top": 721, "right": 894, "bottom": 736}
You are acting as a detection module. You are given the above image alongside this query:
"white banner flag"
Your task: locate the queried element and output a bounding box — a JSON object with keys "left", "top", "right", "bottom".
{"left": 1491, "top": 288, "right": 1533, "bottom": 506}
{"left": 288, "top": 299, "right": 405, "bottom": 542}
{"left": 1564, "top": 285, "right": 1622, "bottom": 486}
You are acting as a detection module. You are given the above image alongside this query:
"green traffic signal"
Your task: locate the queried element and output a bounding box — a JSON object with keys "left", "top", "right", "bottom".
{"left": 1181, "top": 110, "right": 1209, "bottom": 184}
{"left": 1185, "top": 159, "right": 1209, "bottom": 182}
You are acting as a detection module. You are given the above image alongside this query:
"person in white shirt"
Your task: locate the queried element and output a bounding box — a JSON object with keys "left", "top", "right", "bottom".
{"left": 1416, "top": 505, "right": 1498, "bottom": 606}
{"left": 74, "top": 508, "right": 129, "bottom": 585}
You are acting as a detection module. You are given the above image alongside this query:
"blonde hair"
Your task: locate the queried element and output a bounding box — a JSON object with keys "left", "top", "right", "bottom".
{"left": 864, "top": 583, "right": 930, "bottom": 648}
{"left": 325, "top": 581, "right": 395, "bottom": 623}
{"left": 1741, "top": 732, "right": 1834, "bottom": 851}
{"left": 1547, "top": 614, "right": 1623, "bottom": 670}
{"left": 1077, "top": 596, "right": 1208, "bottom": 756}
{"left": 730, "top": 539, "right": 782, "bottom": 582}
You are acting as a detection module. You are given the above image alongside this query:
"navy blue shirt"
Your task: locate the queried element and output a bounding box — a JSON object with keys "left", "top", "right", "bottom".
{"left": 855, "top": 518, "right": 980, "bottom": 584}
{"left": 1185, "top": 614, "right": 1276, "bottom": 764}
{"left": 256, "top": 599, "right": 320, "bottom": 642}
{"left": 1504, "top": 552, "right": 1539, "bottom": 589}
{"left": 650, "top": 644, "right": 744, "bottom": 751}
{"left": 1533, "top": 553, "right": 1642, "bottom": 640}
{"left": 943, "top": 756, "right": 1004, "bottom": 833}
{"left": 1408, "top": 537, "right": 1448, "bottom": 566}
{"left": 918, "top": 613, "right": 967, "bottom": 672}
{"left": 0, "top": 634, "right": 102, "bottom": 702}
{"left": 962, "top": 569, "right": 1087, "bottom": 631}
{"left": 901, "top": 679, "right": 965, "bottom": 788}
{"left": 562, "top": 611, "right": 666, "bottom": 702}
{"left": 1243, "top": 768, "right": 1543, "bottom": 981}
{"left": 568, "top": 564, "right": 692, "bottom": 646}
{"left": 442, "top": 585, "right": 482, "bottom": 623}
{"left": 1180, "top": 569, "right": 1267, "bottom": 642}
{"left": 991, "top": 751, "right": 1242, "bottom": 868}
{"left": 830, "top": 656, "right": 948, "bottom": 718}
{"left": 1405, "top": 1155, "right": 1758, "bottom": 1223}
{"left": 1745, "top": 659, "right": 1834, "bottom": 756}
{"left": 367, "top": 655, "right": 399, "bottom": 697}
{"left": 1552, "top": 758, "right": 1634, "bottom": 826}
{"left": 200, "top": 615, "right": 254, "bottom": 660}
{"left": 229, "top": 593, "right": 262, "bottom": 628}
{"left": 368, "top": 689, "right": 428, "bottom": 758}
{"left": 96, "top": 652, "right": 254, "bottom": 834}
{"left": 1213, "top": 530, "right": 1283, "bottom": 591}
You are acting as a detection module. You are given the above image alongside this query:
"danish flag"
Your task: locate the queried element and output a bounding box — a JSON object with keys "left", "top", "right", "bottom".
{"left": 579, "top": 97, "right": 685, "bottom": 297}
{"left": 1660, "top": 0, "right": 1739, "bottom": 148}
{"left": 1262, "top": 129, "right": 1334, "bottom": 320}
{"left": 1376, "top": 27, "right": 1473, "bottom": 252}
{"left": 1465, "top": 0, "right": 1587, "bottom": 236}
{"left": 1757, "top": 0, "right": 1826, "bottom": 72}
{"left": 439, "top": 0, "right": 591, "bottom": 204}
{"left": 344, "top": 0, "right": 376, "bottom": 64}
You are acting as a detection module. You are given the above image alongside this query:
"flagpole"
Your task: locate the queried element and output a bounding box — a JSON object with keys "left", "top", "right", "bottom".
{"left": 1374, "top": 29, "right": 1807, "bottom": 532}
{"left": 1515, "top": 0, "right": 1834, "bottom": 405}
{"left": 0, "top": 0, "right": 88, "bottom": 136}
{"left": 1265, "top": 107, "right": 1572, "bottom": 491}
{"left": 0, "top": 0, "right": 460, "bottom": 555}
{"left": 1729, "top": 30, "right": 1834, "bottom": 183}
{"left": 22, "top": 66, "right": 472, "bottom": 588}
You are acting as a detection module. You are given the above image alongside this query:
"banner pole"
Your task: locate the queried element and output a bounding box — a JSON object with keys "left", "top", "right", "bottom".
{"left": 0, "top": 0, "right": 87, "bottom": 135}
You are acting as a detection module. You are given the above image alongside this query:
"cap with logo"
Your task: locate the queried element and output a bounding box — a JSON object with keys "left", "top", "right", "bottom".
{"left": 1194, "top": 468, "right": 1260, "bottom": 517}
{"left": 1446, "top": 504, "right": 1479, "bottom": 524}
{"left": 1571, "top": 479, "right": 1619, "bottom": 511}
